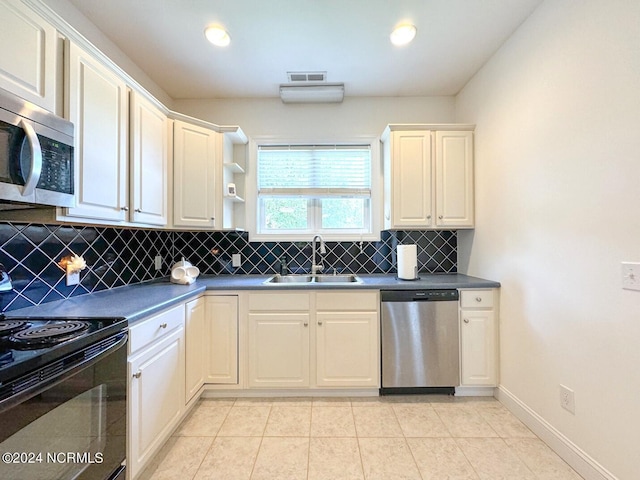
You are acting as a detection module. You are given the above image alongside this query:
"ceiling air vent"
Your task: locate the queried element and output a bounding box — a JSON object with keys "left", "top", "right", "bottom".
{"left": 287, "top": 71, "right": 327, "bottom": 83}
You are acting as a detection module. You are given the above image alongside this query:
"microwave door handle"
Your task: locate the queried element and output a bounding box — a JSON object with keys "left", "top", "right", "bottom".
{"left": 19, "top": 119, "right": 42, "bottom": 196}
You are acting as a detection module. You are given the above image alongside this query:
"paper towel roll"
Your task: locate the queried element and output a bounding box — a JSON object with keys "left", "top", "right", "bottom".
{"left": 397, "top": 244, "right": 418, "bottom": 280}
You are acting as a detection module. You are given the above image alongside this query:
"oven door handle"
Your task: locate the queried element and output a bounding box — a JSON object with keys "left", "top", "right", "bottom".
{"left": 0, "top": 332, "right": 128, "bottom": 413}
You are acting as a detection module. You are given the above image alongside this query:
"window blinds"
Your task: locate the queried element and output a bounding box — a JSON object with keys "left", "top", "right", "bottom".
{"left": 258, "top": 145, "right": 371, "bottom": 197}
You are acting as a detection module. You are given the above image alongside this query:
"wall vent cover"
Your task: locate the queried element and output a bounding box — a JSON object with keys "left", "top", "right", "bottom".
{"left": 287, "top": 71, "right": 327, "bottom": 83}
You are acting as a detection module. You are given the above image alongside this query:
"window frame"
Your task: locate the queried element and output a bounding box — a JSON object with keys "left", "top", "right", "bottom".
{"left": 247, "top": 135, "right": 382, "bottom": 242}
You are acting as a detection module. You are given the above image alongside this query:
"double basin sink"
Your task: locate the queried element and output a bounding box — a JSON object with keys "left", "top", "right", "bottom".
{"left": 263, "top": 274, "right": 363, "bottom": 285}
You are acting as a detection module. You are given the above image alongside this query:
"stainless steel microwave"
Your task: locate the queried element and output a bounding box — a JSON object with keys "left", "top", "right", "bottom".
{"left": 0, "top": 87, "right": 74, "bottom": 208}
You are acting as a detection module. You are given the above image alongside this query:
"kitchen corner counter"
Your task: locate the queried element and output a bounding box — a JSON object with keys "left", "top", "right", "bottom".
{"left": 4, "top": 273, "right": 499, "bottom": 324}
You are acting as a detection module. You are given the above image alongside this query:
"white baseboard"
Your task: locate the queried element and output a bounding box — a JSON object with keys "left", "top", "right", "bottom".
{"left": 496, "top": 385, "right": 618, "bottom": 480}
{"left": 200, "top": 387, "right": 380, "bottom": 398}
{"left": 455, "top": 386, "right": 495, "bottom": 397}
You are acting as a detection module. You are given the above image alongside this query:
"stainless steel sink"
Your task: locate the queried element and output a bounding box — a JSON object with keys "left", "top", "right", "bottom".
{"left": 313, "top": 274, "right": 362, "bottom": 284}
{"left": 264, "top": 274, "right": 313, "bottom": 284}
{"left": 263, "top": 274, "right": 362, "bottom": 285}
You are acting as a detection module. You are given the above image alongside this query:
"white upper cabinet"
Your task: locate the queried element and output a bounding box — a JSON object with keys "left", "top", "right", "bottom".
{"left": 173, "top": 120, "right": 218, "bottom": 228}
{"left": 435, "top": 131, "right": 474, "bottom": 228}
{"left": 0, "top": 0, "right": 59, "bottom": 112}
{"left": 172, "top": 118, "right": 247, "bottom": 229}
{"left": 63, "top": 41, "right": 129, "bottom": 222}
{"left": 61, "top": 41, "right": 169, "bottom": 227}
{"left": 383, "top": 125, "right": 475, "bottom": 230}
{"left": 130, "top": 91, "right": 168, "bottom": 226}
{"left": 386, "top": 130, "right": 434, "bottom": 228}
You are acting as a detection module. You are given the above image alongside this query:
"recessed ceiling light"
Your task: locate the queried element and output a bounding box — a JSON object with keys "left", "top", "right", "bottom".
{"left": 390, "top": 24, "right": 417, "bottom": 46}
{"left": 204, "top": 25, "right": 231, "bottom": 47}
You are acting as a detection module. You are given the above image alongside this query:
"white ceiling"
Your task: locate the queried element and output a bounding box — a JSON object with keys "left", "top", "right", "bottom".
{"left": 65, "top": 0, "right": 543, "bottom": 100}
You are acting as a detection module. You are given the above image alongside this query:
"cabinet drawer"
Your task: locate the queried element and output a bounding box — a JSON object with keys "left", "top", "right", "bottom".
{"left": 129, "top": 304, "right": 185, "bottom": 355}
{"left": 316, "top": 291, "right": 379, "bottom": 311}
{"left": 249, "top": 293, "right": 310, "bottom": 311}
{"left": 460, "top": 290, "right": 494, "bottom": 309}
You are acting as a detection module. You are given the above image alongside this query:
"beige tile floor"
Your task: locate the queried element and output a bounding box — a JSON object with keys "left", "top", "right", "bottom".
{"left": 139, "top": 395, "right": 584, "bottom": 480}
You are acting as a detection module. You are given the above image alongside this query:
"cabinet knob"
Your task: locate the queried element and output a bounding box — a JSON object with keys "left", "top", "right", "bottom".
{"left": 318, "top": 321, "right": 323, "bottom": 326}
{"left": 475, "top": 297, "right": 482, "bottom": 302}
{"left": 463, "top": 318, "right": 470, "bottom": 324}
{"left": 121, "top": 206, "right": 129, "bottom": 211}
{"left": 135, "top": 208, "right": 142, "bottom": 213}
{"left": 438, "top": 215, "right": 443, "bottom": 219}
{"left": 133, "top": 371, "right": 142, "bottom": 379}
{"left": 303, "top": 322, "right": 308, "bottom": 327}
{"left": 160, "top": 323, "right": 168, "bottom": 329}
{"left": 426, "top": 215, "right": 431, "bottom": 220}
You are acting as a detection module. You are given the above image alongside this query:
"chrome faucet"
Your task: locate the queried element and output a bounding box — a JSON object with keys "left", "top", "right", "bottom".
{"left": 311, "top": 235, "right": 326, "bottom": 275}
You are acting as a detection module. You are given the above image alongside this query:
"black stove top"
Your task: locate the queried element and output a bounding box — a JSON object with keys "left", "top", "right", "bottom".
{"left": 0, "top": 316, "right": 127, "bottom": 384}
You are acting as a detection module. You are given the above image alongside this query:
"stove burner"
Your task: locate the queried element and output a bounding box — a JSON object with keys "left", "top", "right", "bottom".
{"left": 0, "top": 320, "right": 31, "bottom": 337}
{"left": 10, "top": 321, "right": 90, "bottom": 347}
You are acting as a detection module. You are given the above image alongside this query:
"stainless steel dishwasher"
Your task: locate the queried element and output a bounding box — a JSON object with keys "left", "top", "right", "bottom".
{"left": 380, "top": 289, "right": 460, "bottom": 395}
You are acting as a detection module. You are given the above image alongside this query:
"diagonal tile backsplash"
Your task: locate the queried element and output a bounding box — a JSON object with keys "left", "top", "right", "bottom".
{"left": 0, "top": 223, "right": 456, "bottom": 312}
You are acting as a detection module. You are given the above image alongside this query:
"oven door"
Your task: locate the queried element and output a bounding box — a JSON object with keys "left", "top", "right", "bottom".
{"left": 0, "top": 333, "right": 127, "bottom": 480}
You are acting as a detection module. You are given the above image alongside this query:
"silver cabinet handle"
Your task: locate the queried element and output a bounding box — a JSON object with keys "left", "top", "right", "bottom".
{"left": 463, "top": 318, "right": 470, "bottom": 324}
{"left": 19, "top": 119, "right": 42, "bottom": 196}
{"left": 160, "top": 323, "right": 168, "bottom": 329}
{"left": 133, "top": 371, "right": 142, "bottom": 379}
{"left": 121, "top": 206, "right": 129, "bottom": 211}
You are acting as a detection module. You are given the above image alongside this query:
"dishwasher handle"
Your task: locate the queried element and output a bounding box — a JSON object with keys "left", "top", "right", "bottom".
{"left": 381, "top": 289, "right": 459, "bottom": 302}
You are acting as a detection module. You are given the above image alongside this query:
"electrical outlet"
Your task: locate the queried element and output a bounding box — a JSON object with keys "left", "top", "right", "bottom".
{"left": 154, "top": 255, "right": 162, "bottom": 270}
{"left": 232, "top": 254, "right": 241, "bottom": 267}
{"left": 66, "top": 270, "right": 80, "bottom": 286}
{"left": 560, "top": 385, "right": 575, "bottom": 414}
{"left": 621, "top": 262, "right": 640, "bottom": 291}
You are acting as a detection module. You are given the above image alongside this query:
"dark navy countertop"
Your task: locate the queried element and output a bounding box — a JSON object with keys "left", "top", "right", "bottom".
{"left": 5, "top": 274, "right": 499, "bottom": 325}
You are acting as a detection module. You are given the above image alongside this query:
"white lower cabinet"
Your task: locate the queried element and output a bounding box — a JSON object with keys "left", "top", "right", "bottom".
{"left": 459, "top": 289, "right": 497, "bottom": 386}
{"left": 205, "top": 295, "right": 239, "bottom": 384}
{"left": 249, "top": 312, "right": 311, "bottom": 388}
{"left": 316, "top": 291, "right": 379, "bottom": 387}
{"left": 128, "top": 305, "right": 185, "bottom": 480}
{"left": 248, "top": 291, "right": 379, "bottom": 389}
{"left": 185, "top": 297, "right": 206, "bottom": 404}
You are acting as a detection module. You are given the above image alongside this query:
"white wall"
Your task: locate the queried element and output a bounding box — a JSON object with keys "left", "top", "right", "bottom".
{"left": 456, "top": 1, "right": 640, "bottom": 479}
{"left": 173, "top": 96, "right": 455, "bottom": 140}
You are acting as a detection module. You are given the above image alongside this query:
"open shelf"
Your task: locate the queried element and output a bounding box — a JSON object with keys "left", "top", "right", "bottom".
{"left": 223, "top": 163, "right": 245, "bottom": 174}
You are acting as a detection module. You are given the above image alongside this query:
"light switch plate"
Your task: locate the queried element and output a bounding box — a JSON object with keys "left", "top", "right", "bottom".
{"left": 621, "top": 262, "right": 640, "bottom": 291}
{"left": 232, "top": 254, "right": 241, "bottom": 267}
{"left": 154, "top": 255, "right": 162, "bottom": 270}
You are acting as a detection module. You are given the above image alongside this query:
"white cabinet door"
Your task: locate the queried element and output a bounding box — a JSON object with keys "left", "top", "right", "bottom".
{"left": 205, "top": 296, "right": 238, "bottom": 384}
{"left": 391, "top": 131, "right": 433, "bottom": 228}
{"left": 64, "top": 42, "right": 128, "bottom": 222}
{"left": 0, "top": 0, "right": 58, "bottom": 112}
{"left": 460, "top": 310, "right": 496, "bottom": 386}
{"left": 130, "top": 92, "right": 168, "bottom": 226}
{"left": 435, "top": 131, "right": 474, "bottom": 228}
{"left": 185, "top": 297, "right": 206, "bottom": 403}
{"left": 173, "top": 120, "right": 218, "bottom": 228}
{"left": 316, "top": 311, "right": 379, "bottom": 387}
{"left": 128, "top": 327, "right": 185, "bottom": 480}
{"left": 248, "top": 313, "right": 310, "bottom": 388}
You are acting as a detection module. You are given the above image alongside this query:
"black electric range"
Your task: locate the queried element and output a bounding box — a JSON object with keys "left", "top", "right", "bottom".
{"left": 0, "top": 316, "right": 127, "bottom": 385}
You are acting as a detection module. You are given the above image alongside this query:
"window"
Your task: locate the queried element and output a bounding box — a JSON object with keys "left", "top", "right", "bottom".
{"left": 257, "top": 144, "right": 372, "bottom": 237}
